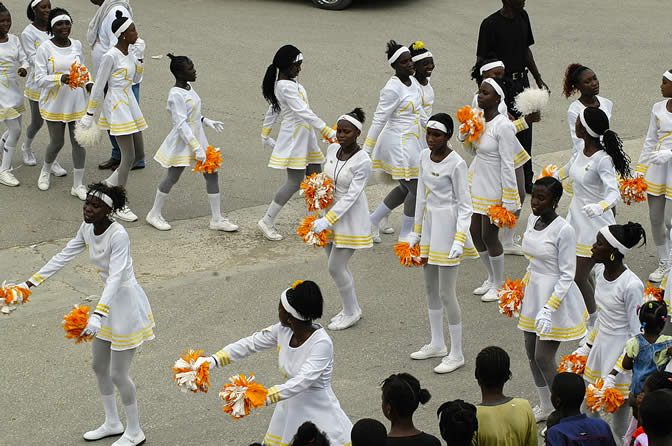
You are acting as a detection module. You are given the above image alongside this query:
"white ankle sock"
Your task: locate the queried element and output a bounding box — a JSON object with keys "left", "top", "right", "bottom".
{"left": 400, "top": 215, "right": 414, "bottom": 238}
{"left": 478, "top": 251, "right": 494, "bottom": 283}
{"left": 1, "top": 145, "right": 15, "bottom": 171}
{"left": 105, "top": 170, "right": 119, "bottom": 186}
{"left": 536, "top": 385, "right": 553, "bottom": 413}
{"left": 123, "top": 401, "right": 141, "bottom": 436}
{"left": 73, "top": 168, "right": 84, "bottom": 188}
{"left": 448, "top": 323, "right": 464, "bottom": 360}
{"left": 428, "top": 309, "right": 445, "bottom": 349}
{"left": 370, "top": 203, "right": 392, "bottom": 227}
{"left": 657, "top": 244, "right": 668, "bottom": 262}
{"left": 207, "top": 193, "right": 221, "bottom": 221}
{"left": 263, "top": 201, "right": 282, "bottom": 225}
{"left": 101, "top": 394, "right": 121, "bottom": 425}
{"left": 490, "top": 254, "right": 504, "bottom": 286}
{"left": 149, "top": 190, "right": 168, "bottom": 217}
{"left": 501, "top": 227, "right": 514, "bottom": 246}
{"left": 23, "top": 136, "right": 34, "bottom": 151}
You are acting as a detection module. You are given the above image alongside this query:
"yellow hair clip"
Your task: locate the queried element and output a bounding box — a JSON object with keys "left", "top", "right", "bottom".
{"left": 412, "top": 41, "right": 425, "bottom": 50}
{"left": 291, "top": 280, "right": 304, "bottom": 290}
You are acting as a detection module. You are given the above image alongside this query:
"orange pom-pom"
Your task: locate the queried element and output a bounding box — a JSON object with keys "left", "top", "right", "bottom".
{"left": 644, "top": 281, "right": 664, "bottom": 303}
{"left": 219, "top": 373, "right": 268, "bottom": 419}
{"left": 323, "top": 124, "right": 338, "bottom": 144}
{"left": 585, "top": 379, "right": 625, "bottom": 413}
{"left": 487, "top": 205, "right": 517, "bottom": 229}
{"left": 456, "top": 106, "right": 485, "bottom": 143}
{"left": 0, "top": 281, "right": 32, "bottom": 314}
{"left": 536, "top": 164, "right": 558, "bottom": 179}
{"left": 172, "top": 349, "right": 210, "bottom": 393}
{"left": 619, "top": 176, "right": 647, "bottom": 205}
{"left": 393, "top": 242, "right": 425, "bottom": 267}
{"left": 300, "top": 172, "right": 334, "bottom": 212}
{"left": 62, "top": 304, "right": 93, "bottom": 343}
{"left": 67, "top": 62, "right": 90, "bottom": 90}
{"left": 297, "top": 213, "right": 331, "bottom": 248}
{"left": 557, "top": 354, "right": 587, "bottom": 375}
{"left": 498, "top": 278, "right": 525, "bottom": 318}
{"left": 192, "top": 146, "right": 222, "bottom": 174}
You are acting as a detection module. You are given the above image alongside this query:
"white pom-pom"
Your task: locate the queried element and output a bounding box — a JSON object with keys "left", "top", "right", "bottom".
{"left": 74, "top": 121, "right": 105, "bottom": 150}
{"left": 514, "top": 87, "right": 550, "bottom": 115}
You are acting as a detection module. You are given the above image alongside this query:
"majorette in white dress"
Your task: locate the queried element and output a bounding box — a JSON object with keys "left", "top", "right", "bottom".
{"left": 636, "top": 100, "right": 672, "bottom": 198}
{"left": 519, "top": 215, "right": 587, "bottom": 341}
{"left": 413, "top": 149, "right": 479, "bottom": 265}
{"left": 466, "top": 113, "right": 521, "bottom": 215}
{"left": 261, "top": 79, "right": 332, "bottom": 170}
{"left": 29, "top": 221, "right": 155, "bottom": 351}
{"left": 563, "top": 150, "right": 619, "bottom": 257}
{"left": 567, "top": 96, "right": 613, "bottom": 155}
{"left": 364, "top": 76, "right": 428, "bottom": 180}
{"left": 34, "top": 39, "right": 90, "bottom": 122}
{"left": 20, "top": 23, "right": 48, "bottom": 102}
{"left": 323, "top": 144, "right": 373, "bottom": 249}
{"left": 87, "top": 46, "right": 146, "bottom": 135}
{"left": 212, "top": 323, "right": 352, "bottom": 446}
{"left": 0, "top": 34, "right": 27, "bottom": 121}
{"left": 584, "top": 264, "right": 643, "bottom": 397}
{"left": 154, "top": 84, "right": 206, "bottom": 167}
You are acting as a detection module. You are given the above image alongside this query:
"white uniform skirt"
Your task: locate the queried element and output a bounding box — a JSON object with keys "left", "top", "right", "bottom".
{"left": 98, "top": 92, "right": 148, "bottom": 136}
{"left": 24, "top": 71, "right": 41, "bottom": 102}
{"left": 268, "top": 120, "right": 324, "bottom": 170}
{"left": 97, "top": 280, "right": 155, "bottom": 351}
{"left": 584, "top": 329, "right": 631, "bottom": 398}
{"left": 154, "top": 124, "right": 206, "bottom": 168}
{"left": 263, "top": 387, "right": 352, "bottom": 446}
{"left": 328, "top": 203, "right": 373, "bottom": 250}
{"left": 566, "top": 201, "right": 615, "bottom": 258}
{"left": 469, "top": 156, "right": 505, "bottom": 215}
{"left": 371, "top": 126, "right": 423, "bottom": 180}
{"left": 644, "top": 160, "right": 672, "bottom": 199}
{"left": 517, "top": 271, "right": 587, "bottom": 341}
{"left": 419, "top": 206, "right": 478, "bottom": 266}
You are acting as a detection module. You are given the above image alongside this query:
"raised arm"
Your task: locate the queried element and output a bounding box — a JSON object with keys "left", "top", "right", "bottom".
{"left": 210, "top": 324, "right": 280, "bottom": 367}
{"left": 28, "top": 224, "right": 87, "bottom": 286}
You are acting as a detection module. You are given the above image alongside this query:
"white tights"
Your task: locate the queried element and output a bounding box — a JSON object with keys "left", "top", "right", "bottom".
{"left": 1, "top": 117, "right": 22, "bottom": 171}
{"left": 647, "top": 195, "right": 672, "bottom": 261}
{"left": 325, "top": 244, "right": 360, "bottom": 316}
{"left": 423, "top": 264, "right": 463, "bottom": 359}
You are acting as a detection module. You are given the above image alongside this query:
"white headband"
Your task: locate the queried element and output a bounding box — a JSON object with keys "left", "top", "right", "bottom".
{"left": 281, "top": 289, "right": 309, "bottom": 321}
{"left": 480, "top": 61, "right": 505, "bottom": 75}
{"left": 337, "top": 114, "right": 362, "bottom": 131}
{"left": 388, "top": 47, "right": 410, "bottom": 65}
{"left": 579, "top": 108, "right": 600, "bottom": 138}
{"left": 50, "top": 14, "right": 71, "bottom": 28}
{"left": 113, "top": 19, "right": 133, "bottom": 38}
{"left": 664, "top": 71, "right": 672, "bottom": 82}
{"left": 88, "top": 190, "right": 114, "bottom": 209}
{"left": 294, "top": 53, "right": 303, "bottom": 63}
{"left": 31, "top": 0, "right": 44, "bottom": 8}
{"left": 482, "top": 78, "right": 505, "bottom": 100}
{"left": 427, "top": 120, "right": 448, "bottom": 134}
{"left": 411, "top": 51, "right": 433, "bottom": 62}
{"left": 599, "top": 226, "right": 631, "bottom": 256}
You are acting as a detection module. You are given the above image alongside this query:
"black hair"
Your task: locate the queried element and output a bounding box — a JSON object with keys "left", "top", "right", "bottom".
{"left": 428, "top": 112, "right": 454, "bottom": 139}
{"left": 645, "top": 371, "right": 672, "bottom": 392}
{"left": 262, "top": 44, "right": 301, "bottom": 113}
{"left": 386, "top": 40, "right": 403, "bottom": 66}
{"left": 551, "top": 372, "right": 586, "bottom": 410}
{"left": 111, "top": 10, "right": 131, "bottom": 36}
{"left": 470, "top": 56, "right": 500, "bottom": 85}
{"left": 46, "top": 7, "right": 70, "bottom": 34}
{"left": 533, "top": 176, "right": 563, "bottom": 203}
{"left": 344, "top": 107, "right": 365, "bottom": 125}
{"left": 638, "top": 300, "right": 668, "bottom": 335}
{"left": 607, "top": 222, "right": 646, "bottom": 260}
{"left": 408, "top": 41, "right": 429, "bottom": 60}
{"left": 285, "top": 280, "right": 323, "bottom": 321}
{"left": 437, "top": 400, "right": 478, "bottom": 446}
{"left": 563, "top": 64, "right": 592, "bottom": 98}
{"left": 581, "top": 107, "right": 631, "bottom": 177}
{"left": 381, "top": 372, "right": 431, "bottom": 417}
{"left": 290, "top": 421, "right": 330, "bottom": 446}
{"left": 0, "top": 2, "right": 8, "bottom": 15}
{"left": 86, "top": 182, "right": 127, "bottom": 212}
{"left": 26, "top": 0, "right": 35, "bottom": 21}
{"left": 640, "top": 390, "right": 672, "bottom": 437}
{"left": 166, "top": 53, "right": 191, "bottom": 77}
{"left": 475, "top": 346, "right": 512, "bottom": 388}
{"left": 351, "top": 418, "right": 387, "bottom": 446}
{"left": 249, "top": 444, "right": 263, "bottom": 446}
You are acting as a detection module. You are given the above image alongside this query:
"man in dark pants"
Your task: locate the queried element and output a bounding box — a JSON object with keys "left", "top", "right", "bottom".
{"left": 476, "top": 0, "right": 549, "bottom": 193}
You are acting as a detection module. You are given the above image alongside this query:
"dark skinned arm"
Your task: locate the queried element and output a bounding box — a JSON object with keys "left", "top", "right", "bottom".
{"left": 526, "top": 48, "right": 550, "bottom": 92}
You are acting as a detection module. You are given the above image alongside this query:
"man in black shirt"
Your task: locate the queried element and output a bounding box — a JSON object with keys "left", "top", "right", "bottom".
{"left": 476, "top": 0, "right": 548, "bottom": 193}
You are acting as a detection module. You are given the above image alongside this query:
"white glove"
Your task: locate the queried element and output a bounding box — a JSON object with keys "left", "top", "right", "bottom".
{"left": 81, "top": 313, "right": 102, "bottom": 338}
{"left": 130, "top": 38, "right": 145, "bottom": 60}
{"left": 203, "top": 117, "right": 224, "bottom": 133}
{"left": 448, "top": 242, "right": 463, "bottom": 259}
{"left": 261, "top": 135, "right": 276, "bottom": 149}
{"left": 582, "top": 203, "right": 605, "bottom": 218}
{"left": 325, "top": 127, "right": 336, "bottom": 141}
{"left": 311, "top": 217, "right": 330, "bottom": 234}
{"left": 650, "top": 150, "right": 672, "bottom": 165}
{"left": 503, "top": 202, "right": 519, "bottom": 213}
{"left": 572, "top": 343, "right": 591, "bottom": 358}
{"left": 457, "top": 124, "right": 468, "bottom": 142}
{"left": 193, "top": 146, "right": 206, "bottom": 163}
{"left": 602, "top": 374, "right": 616, "bottom": 389}
{"left": 194, "top": 356, "right": 217, "bottom": 370}
{"left": 79, "top": 114, "right": 94, "bottom": 129}
{"left": 535, "top": 306, "right": 553, "bottom": 335}
{"left": 405, "top": 232, "right": 421, "bottom": 247}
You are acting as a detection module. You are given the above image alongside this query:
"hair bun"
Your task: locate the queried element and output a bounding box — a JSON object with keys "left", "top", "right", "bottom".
{"left": 167, "top": 53, "right": 175, "bottom": 60}
{"left": 418, "top": 388, "right": 431, "bottom": 405}
{"left": 115, "top": 10, "right": 124, "bottom": 19}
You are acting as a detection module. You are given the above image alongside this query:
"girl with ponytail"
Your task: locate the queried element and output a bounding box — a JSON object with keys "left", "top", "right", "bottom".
{"left": 257, "top": 45, "right": 337, "bottom": 241}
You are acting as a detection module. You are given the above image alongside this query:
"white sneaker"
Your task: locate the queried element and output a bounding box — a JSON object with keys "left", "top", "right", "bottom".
{"left": 330, "top": 310, "right": 344, "bottom": 323}
{"left": 328, "top": 311, "right": 361, "bottom": 331}
{"left": 410, "top": 344, "right": 448, "bottom": 360}
{"left": 83, "top": 422, "right": 125, "bottom": 441}
{"left": 111, "top": 430, "right": 145, "bottom": 446}
{"left": 481, "top": 287, "right": 499, "bottom": 302}
{"left": 210, "top": 218, "right": 239, "bottom": 232}
{"left": 371, "top": 225, "right": 382, "bottom": 244}
{"left": 37, "top": 169, "right": 50, "bottom": 190}
{"left": 434, "top": 356, "right": 465, "bottom": 374}
{"left": 380, "top": 215, "right": 394, "bottom": 234}
{"left": 258, "top": 218, "right": 283, "bottom": 241}
{"left": 532, "top": 405, "right": 552, "bottom": 423}
{"left": 146, "top": 214, "right": 171, "bottom": 231}
{"left": 70, "top": 185, "right": 87, "bottom": 200}
{"left": 21, "top": 144, "right": 37, "bottom": 166}
{"left": 51, "top": 160, "right": 67, "bottom": 177}
{"left": 503, "top": 241, "right": 524, "bottom": 256}
{"left": 473, "top": 280, "right": 492, "bottom": 295}
{"left": 114, "top": 206, "right": 138, "bottom": 222}
{"left": 648, "top": 260, "right": 670, "bottom": 283}
{"left": 0, "top": 169, "right": 20, "bottom": 187}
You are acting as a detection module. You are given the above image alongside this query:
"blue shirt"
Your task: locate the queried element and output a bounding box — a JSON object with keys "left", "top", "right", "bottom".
{"left": 545, "top": 414, "right": 617, "bottom": 446}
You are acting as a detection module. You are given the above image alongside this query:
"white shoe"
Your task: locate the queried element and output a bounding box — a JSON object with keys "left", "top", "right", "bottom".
{"left": 503, "top": 241, "right": 524, "bottom": 256}
{"left": 434, "top": 356, "right": 465, "bottom": 374}
{"left": 648, "top": 260, "right": 670, "bottom": 283}
{"left": 481, "top": 287, "right": 499, "bottom": 302}
{"left": 83, "top": 422, "right": 124, "bottom": 441}
{"left": 371, "top": 225, "right": 382, "bottom": 244}
{"left": 146, "top": 214, "right": 171, "bottom": 231}
{"left": 330, "top": 311, "right": 344, "bottom": 323}
{"left": 0, "top": 169, "right": 20, "bottom": 187}
{"left": 328, "top": 311, "right": 361, "bottom": 331}
{"left": 258, "top": 218, "right": 283, "bottom": 241}
{"left": 210, "top": 218, "right": 239, "bottom": 232}
{"left": 472, "top": 280, "right": 492, "bottom": 295}
{"left": 532, "top": 405, "right": 552, "bottom": 423}
{"left": 37, "top": 169, "right": 50, "bottom": 190}
{"left": 21, "top": 144, "right": 37, "bottom": 166}
{"left": 51, "top": 160, "right": 67, "bottom": 177}
{"left": 111, "top": 430, "right": 145, "bottom": 446}
{"left": 70, "top": 185, "right": 87, "bottom": 200}
{"left": 380, "top": 215, "right": 394, "bottom": 234}
{"left": 410, "top": 344, "right": 448, "bottom": 360}
{"left": 114, "top": 206, "right": 138, "bottom": 222}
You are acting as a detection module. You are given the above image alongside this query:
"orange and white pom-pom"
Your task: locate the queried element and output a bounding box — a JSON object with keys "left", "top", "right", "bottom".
{"left": 537, "top": 164, "right": 559, "bottom": 179}
{"left": 192, "top": 146, "right": 222, "bottom": 174}
{"left": 67, "top": 62, "right": 90, "bottom": 89}
{"left": 172, "top": 349, "right": 210, "bottom": 393}
{"left": 557, "top": 354, "right": 587, "bottom": 375}
{"left": 585, "top": 379, "right": 625, "bottom": 413}
{"left": 219, "top": 373, "right": 268, "bottom": 419}
{"left": 644, "top": 281, "right": 664, "bottom": 303}
{"left": 300, "top": 172, "right": 334, "bottom": 212}
{"left": 619, "top": 176, "right": 647, "bottom": 205}
{"left": 456, "top": 106, "right": 485, "bottom": 143}
{"left": 487, "top": 205, "right": 517, "bottom": 229}
{"left": 324, "top": 124, "right": 338, "bottom": 144}
{"left": 62, "top": 304, "right": 93, "bottom": 343}
{"left": 498, "top": 279, "right": 525, "bottom": 318}
{"left": 0, "top": 281, "right": 31, "bottom": 315}
{"left": 297, "top": 214, "right": 331, "bottom": 248}
{"left": 394, "top": 242, "right": 425, "bottom": 267}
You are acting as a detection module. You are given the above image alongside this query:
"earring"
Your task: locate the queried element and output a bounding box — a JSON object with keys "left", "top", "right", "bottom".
{"left": 610, "top": 253, "right": 615, "bottom": 262}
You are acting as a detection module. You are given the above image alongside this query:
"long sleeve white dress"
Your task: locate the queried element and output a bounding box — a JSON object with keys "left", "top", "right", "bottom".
{"left": 20, "top": 24, "right": 49, "bottom": 103}
{"left": 636, "top": 100, "right": 672, "bottom": 198}
{"left": 0, "top": 34, "right": 28, "bottom": 122}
